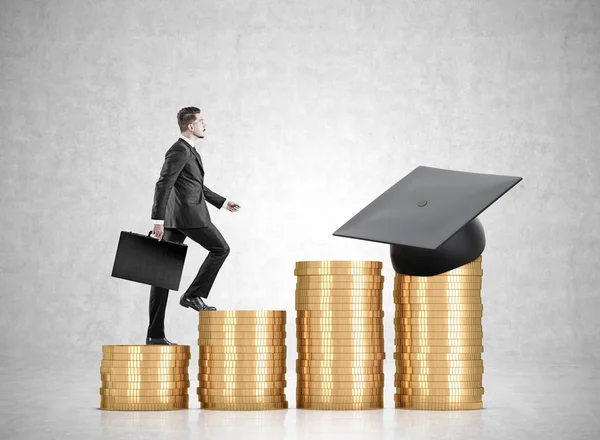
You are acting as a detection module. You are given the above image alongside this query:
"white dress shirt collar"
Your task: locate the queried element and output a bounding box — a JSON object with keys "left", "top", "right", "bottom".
{"left": 179, "top": 135, "right": 194, "bottom": 148}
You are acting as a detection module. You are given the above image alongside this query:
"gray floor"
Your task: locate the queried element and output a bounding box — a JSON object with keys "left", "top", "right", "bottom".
{"left": 1, "top": 357, "right": 598, "bottom": 440}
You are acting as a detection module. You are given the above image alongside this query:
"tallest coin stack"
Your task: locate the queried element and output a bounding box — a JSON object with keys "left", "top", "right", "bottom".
{"left": 295, "top": 260, "right": 385, "bottom": 410}
{"left": 393, "top": 256, "right": 485, "bottom": 410}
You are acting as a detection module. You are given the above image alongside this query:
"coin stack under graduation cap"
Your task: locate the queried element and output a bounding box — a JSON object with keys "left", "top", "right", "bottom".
{"left": 393, "top": 256, "right": 485, "bottom": 410}
{"left": 196, "top": 310, "right": 288, "bottom": 410}
{"left": 100, "top": 345, "right": 190, "bottom": 411}
{"left": 295, "top": 260, "right": 385, "bottom": 410}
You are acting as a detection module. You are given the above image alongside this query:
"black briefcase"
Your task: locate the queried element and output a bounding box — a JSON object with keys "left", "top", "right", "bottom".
{"left": 111, "top": 231, "right": 188, "bottom": 291}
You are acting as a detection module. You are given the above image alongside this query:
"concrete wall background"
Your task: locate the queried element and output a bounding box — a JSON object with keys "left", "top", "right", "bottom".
{"left": 0, "top": 0, "right": 599, "bottom": 374}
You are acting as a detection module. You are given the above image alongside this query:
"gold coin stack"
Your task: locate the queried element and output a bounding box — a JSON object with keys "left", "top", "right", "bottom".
{"left": 197, "top": 310, "right": 288, "bottom": 410}
{"left": 100, "top": 345, "right": 190, "bottom": 411}
{"left": 393, "top": 256, "right": 485, "bottom": 410}
{"left": 295, "top": 260, "right": 385, "bottom": 410}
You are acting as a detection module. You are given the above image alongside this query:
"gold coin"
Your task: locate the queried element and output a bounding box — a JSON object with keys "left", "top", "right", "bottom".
{"left": 197, "top": 317, "right": 286, "bottom": 325}
{"left": 395, "top": 311, "right": 483, "bottom": 318}
{"left": 200, "top": 402, "right": 288, "bottom": 410}
{"left": 199, "top": 353, "right": 287, "bottom": 361}
{"left": 199, "top": 360, "right": 287, "bottom": 368}
{"left": 395, "top": 401, "right": 483, "bottom": 410}
{"left": 297, "top": 373, "right": 384, "bottom": 381}
{"left": 198, "top": 310, "right": 286, "bottom": 318}
{"left": 397, "top": 387, "right": 484, "bottom": 396}
{"left": 198, "top": 381, "right": 287, "bottom": 389}
{"left": 100, "top": 373, "right": 189, "bottom": 382}
{"left": 295, "top": 261, "right": 383, "bottom": 269}
{"left": 394, "top": 352, "right": 482, "bottom": 361}
{"left": 198, "top": 374, "right": 286, "bottom": 382}
{"left": 396, "top": 274, "right": 482, "bottom": 283}
{"left": 396, "top": 346, "right": 483, "bottom": 354}
{"left": 100, "top": 402, "right": 188, "bottom": 411}
{"left": 102, "top": 353, "right": 191, "bottom": 361}
{"left": 298, "top": 331, "right": 383, "bottom": 338}
{"left": 297, "top": 317, "right": 384, "bottom": 325}
{"left": 396, "top": 324, "right": 482, "bottom": 332}
{"left": 100, "top": 360, "right": 189, "bottom": 368}
{"left": 198, "top": 324, "right": 286, "bottom": 332}
{"left": 296, "top": 282, "right": 384, "bottom": 290}
{"left": 199, "top": 395, "right": 287, "bottom": 404}
{"left": 297, "top": 346, "right": 385, "bottom": 354}
{"left": 296, "top": 360, "right": 383, "bottom": 368}
{"left": 99, "top": 388, "right": 188, "bottom": 397}
{"left": 393, "top": 289, "right": 482, "bottom": 297}
{"left": 394, "top": 394, "right": 482, "bottom": 403}
{"left": 297, "top": 395, "right": 383, "bottom": 404}
{"left": 297, "top": 402, "right": 383, "bottom": 410}
{"left": 297, "top": 366, "right": 383, "bottom": 374}
{"left": 100, "top": 367, "right": 189, "bottom": 375}
{"left": 295, "top": 296, "right": 382, "bottom": 304}
{"left": 100, "top": 395, "right": 188, "bottom": 404}
{"left": 435, "top": 264, "right": 483, "bottom": 276}
{"left": 199, "top": 345, "right": 286, "bottom": 354}
{"left": 397, "top": 331, "right": 484, "bottom": 339}
{"left": 198, "top": 367, "right": 287, "bottom": 375}
{"left": 395, "top": 373, "right": 482, "bottom": 382}
{"left": 297, "top": 311, "right": 384, "bottom": 318}
{"left": 197, "top": 338, "right": 286, "bottom": 346}
{"left": 294, "top": 267, "right": 382, "bottom": 276}
{"left": 396, "top": 339, "right": 483, "bottom": 346}
{"left": 297, "top": 339, "right": 384, "bottom": 346}
{"left": 296, "top": 324, "right": 383, "bottom": 332}
{"left": 296, "top": 274, "right": 384, "bottom": 282}
{"left": 395, "top": 319, "right": 482, "bottom": 326}
{"left": 102, "top": 345, "right": 190, "bottom": 354}
{"left": 297, "top": 381, "right": 384, "bottom": 389}
{"left": 395, "top": 297, "right": 482, "bottom": 304}
{"left": 395, "top": 380, "right": 483, "bottom": 389}
{"left": 396, "top": 304, "right": 483, "bottom": 311}
{"left": 198, "top": 331, "right": 287, "bottom": 338}
{"left": 297, "top": 388, "right": 383, "bottom": 396}
{"left": 197, "top": 387, "right": 285, "bottom": 397}
{"left": 298, "top": 353, "right": 385, "bottom": 361}
{"left": 396, "top": 360, "right": 483, "bottom": 368}
{"left": 100, "top": 381, "right": 190, "bottom": 390}
{"left": 397, "top": 367, "right": 484, "bottom": 375}
{"left": 297, "top": 303, "right": 383, "bottom": 311}
{"left": 296, "top": 290, "right": 383, "bottom": 299}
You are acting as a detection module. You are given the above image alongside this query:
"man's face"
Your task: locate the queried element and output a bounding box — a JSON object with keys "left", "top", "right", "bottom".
{"left": 190, "top": 113, "right": 206, "bottom": 138}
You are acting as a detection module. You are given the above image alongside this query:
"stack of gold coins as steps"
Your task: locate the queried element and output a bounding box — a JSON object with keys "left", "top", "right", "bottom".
{"left": 197, "top": 310, "right": 288, "bottom": 410}
{"left": 295, "top": 260, "right": 385, "bottom": 410}
{"left": 100, "top": 345, "right": 190, "bottom": 411}
{"left": 394, "top": 256, "right": 484, "bottom": 410}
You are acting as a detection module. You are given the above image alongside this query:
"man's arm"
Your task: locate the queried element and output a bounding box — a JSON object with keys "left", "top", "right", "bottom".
{"left": 203, "top": 185, "right": 226, "bottom": 209}
{"left": 151, "top": 144, "right": 190, "bottom": 221}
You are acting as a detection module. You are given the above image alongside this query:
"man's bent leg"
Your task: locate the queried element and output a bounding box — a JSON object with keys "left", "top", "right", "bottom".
{"left": 180, "top": 223, "right": 230, "bottom": 299}
{"left": 147, "top": 228, "right": 187, "bottom": 338}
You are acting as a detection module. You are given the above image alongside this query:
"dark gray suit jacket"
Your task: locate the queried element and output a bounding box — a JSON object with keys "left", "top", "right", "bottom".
{"left": 152, "top": 138, "right": 226, "bottom": 228}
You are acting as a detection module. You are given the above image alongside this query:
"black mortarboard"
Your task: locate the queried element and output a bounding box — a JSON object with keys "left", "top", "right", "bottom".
{"left": 333, "top": 166, "right": 522, "bottom": 275}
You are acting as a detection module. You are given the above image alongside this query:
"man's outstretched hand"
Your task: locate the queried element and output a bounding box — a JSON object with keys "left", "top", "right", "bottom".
{"left": 226, "top": 201, "right": 241, "bottom": 212}
{"left": 152, "top": 223, "right": 164, "bottom": 241}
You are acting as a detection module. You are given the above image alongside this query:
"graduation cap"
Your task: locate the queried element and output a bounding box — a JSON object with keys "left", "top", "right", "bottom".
{"left": 333, "top": 166, "right": 522, "bottom": 276}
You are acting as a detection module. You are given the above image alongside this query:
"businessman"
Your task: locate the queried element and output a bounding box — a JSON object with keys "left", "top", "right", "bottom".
{"left": 147, "top": 106, "right": 241, "bottom": 345}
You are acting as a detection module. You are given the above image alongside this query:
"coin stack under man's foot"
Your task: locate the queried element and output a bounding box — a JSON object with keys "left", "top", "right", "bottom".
{"left": 295, "top": 260, "right": 385, "bottom": 410}
{"left": 393, "top": 256, "right": 484, "bottom": 410}
{"left": 197, "top": 310, "right": 288, "bottom": 410}
{"left": 100, "top": 345, "right": 190, "bottom": 411}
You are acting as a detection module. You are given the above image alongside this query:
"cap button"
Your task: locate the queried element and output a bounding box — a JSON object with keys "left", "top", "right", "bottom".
{"left": 417, "top": 200, "right": 428, "bottom": 207}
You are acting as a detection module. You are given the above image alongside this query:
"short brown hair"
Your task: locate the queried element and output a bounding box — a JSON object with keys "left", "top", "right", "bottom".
{"left": 177, "top": 107, "right": 201, "bottom": 131}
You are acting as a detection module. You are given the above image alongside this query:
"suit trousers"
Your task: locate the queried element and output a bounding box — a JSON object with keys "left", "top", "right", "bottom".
{"left": 147, "top": 222, "right": 230, "bottom": 338}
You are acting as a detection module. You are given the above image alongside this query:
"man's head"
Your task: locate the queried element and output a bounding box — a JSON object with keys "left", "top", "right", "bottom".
{"left": 177, "top": 106, "right": 206, "bottom": 139}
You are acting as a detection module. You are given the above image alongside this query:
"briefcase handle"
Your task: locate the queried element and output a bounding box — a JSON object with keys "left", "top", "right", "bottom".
{"left": 147, "top": 230, "right": 186, "bottom": 247}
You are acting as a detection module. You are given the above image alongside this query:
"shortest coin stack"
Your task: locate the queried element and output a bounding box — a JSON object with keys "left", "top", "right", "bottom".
{"left": 197, "top": 310, "right": 288, "bottom": 410}
{"left": 100, "top": 345, "right": 190, "bottom": 411}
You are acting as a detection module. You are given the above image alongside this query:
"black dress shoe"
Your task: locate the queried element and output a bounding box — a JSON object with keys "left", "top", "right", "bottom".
{"left": 146, "top": 337, "right": 177, "bottom": 345}
{"left": 180, "top": 294, "right": 216, "bottom": 311}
